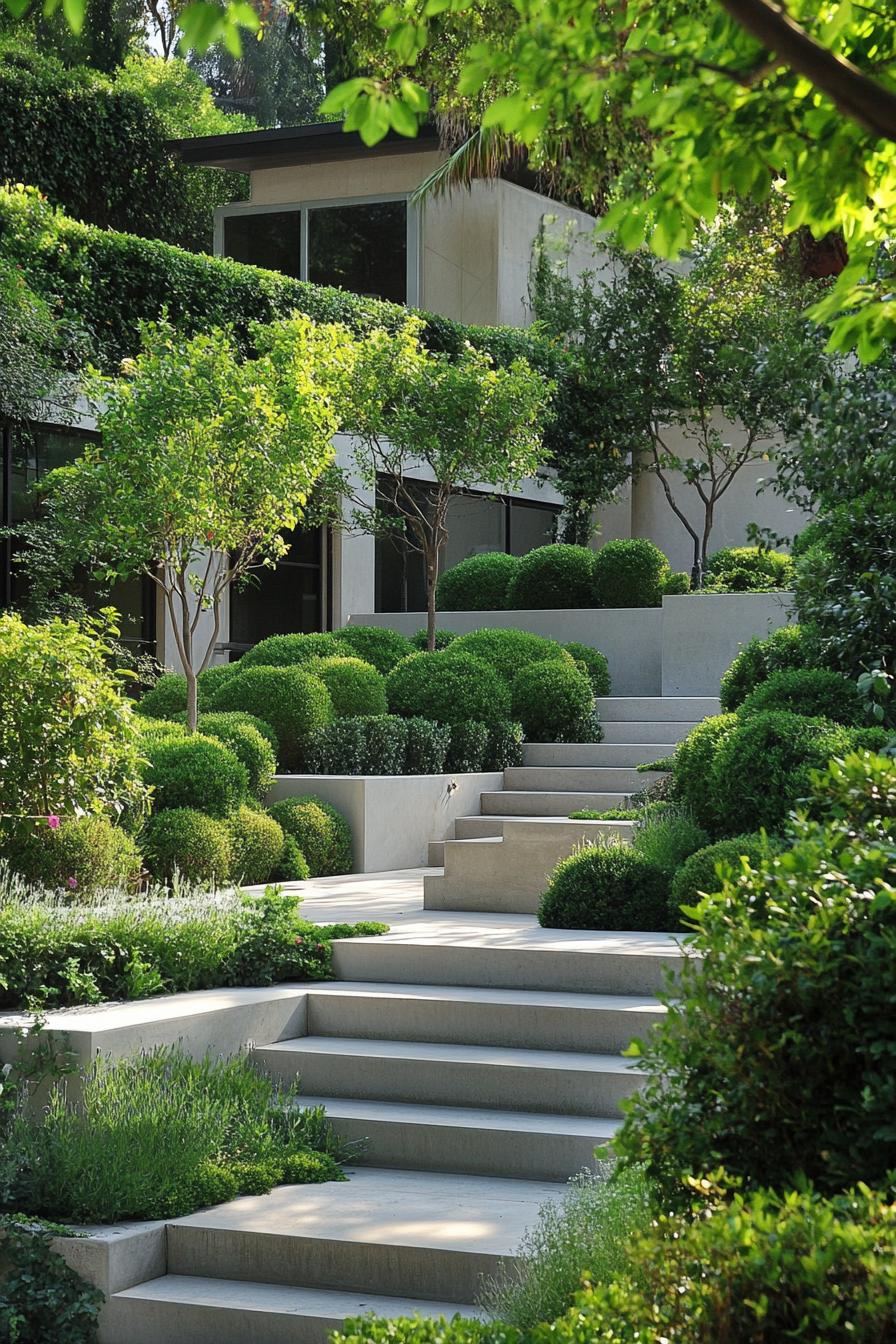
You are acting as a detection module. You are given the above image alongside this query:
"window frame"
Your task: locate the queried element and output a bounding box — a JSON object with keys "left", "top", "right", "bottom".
{"left": 214, "top": 192, "right": 421, "bottom": 306}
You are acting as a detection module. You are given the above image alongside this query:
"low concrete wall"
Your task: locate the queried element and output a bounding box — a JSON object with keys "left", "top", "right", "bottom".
{"left": 661, "top": 592, "right": 794, "bottom": 696}
{"left": 267, "top": 772, "right": 503, "bottom": 873}
{"left": 349, "top": 610, "right": 664, "bottom": 696}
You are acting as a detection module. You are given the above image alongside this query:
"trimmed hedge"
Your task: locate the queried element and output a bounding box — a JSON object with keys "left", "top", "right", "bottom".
{"left": 719, "top": 623, "right": 810, "bottom": 710}
{"left": 672, "top": 713, "right": 739, "bottom": 832}
{"left": 593, "top": 538, "right": 669, "bottom": 608}
{"left": 539, "top": 843, "right": 670, "bottom": 930}
{"left": 137, "top": 672, "right": 190, "bottom": 720}
{"left": 446, "top": 628, "right": 571, "bottom": 684}
{"left": 669, "top": 833, "right": 783, "bottom": 918}
{"left": 411, "top": 628, "right": 458, "bottom": 651}
{"left": 268, "top": 796, "right": 353, "bottom": 877}
{"left": 703, "top": 545, "right": 795, "bottom": 592}
{"left": 436, "top": 552, "right": 521, "bottom": 611}
{"left": 359, "top": 715, "right": 409, "bottom": 774}
{"left": 563, "top": 641, "right": 611, "bottom": 695}
{"left": 208, "top": 666, "right": 333, "bottom": 770}
{"left": 197, "top": 712, "right": 277, "bottom": 798}
{"left": 506, "top": 544, "right": 596, "bottom": 609}
{"left": 142, "top": 807, "right": 232, "bottom": 884}
{"left": 738, "top": 666, "right": 864, "bottom": 726}
{"left": 386, "top": 651, "right": 511, "bottom": 726}
{"left": 226, "top": 805, "right": 285, "bottom": 885}
{"left": 196, "top": 662, "right": 241, "bottom": 700}
{"left": 309, "top": 656, "right": 388, "bottom": 719}
{"left": 511, "top": 660, "right": 594, "bottom": 742}
{"left": 333, "top": 625, "right": 414, "bottom": 673}
{"left": 446, "top": 720, "right": 489, "bottom": 773}
{"left": 405, "top": 717, "right": 452, "bottom": 773}
{"left": 486, "top": 720, "right": 524, "bottom": 770}
{"left": 0, "top": 815, "right": 141, "bottom": 895}
{"left": 142, "top": 733, "right": 248, "bottom": 818}
{"left": 239, "top": 633, "right": 343, "bottom": 670}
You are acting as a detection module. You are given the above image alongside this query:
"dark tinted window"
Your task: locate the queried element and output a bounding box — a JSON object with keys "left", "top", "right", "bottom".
{"left": 308, "top": 201, "right": 407, "bottom": 303}
{"left": 229, "top": 525, "right": 324, "bottom": 648}
{"left": 223, "top": 210, "right": 301, "bottom": 278}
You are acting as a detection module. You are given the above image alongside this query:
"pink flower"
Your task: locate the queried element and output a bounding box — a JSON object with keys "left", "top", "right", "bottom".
{"left": 47, "top": 815, "right": 61, "bottom": 831}
{"left": 67, "top": 877, "right": 78, "bottom": 890}
{"left": 294, "top": 936, "right": 303, "bottom": 946}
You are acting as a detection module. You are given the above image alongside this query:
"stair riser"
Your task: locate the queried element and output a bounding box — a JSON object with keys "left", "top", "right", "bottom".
{"left": 481, "top": 791, "right": 632, "bottom": 816}
{"left": 521, "top": 743, "right": 676, "bottom": 767}
{"left": 599, "top": 721, "right": 698, "bottom": 743}
{"left": 166, "top": 1225, "right": 508, "bottom": 1305}
{"left": 423, "top": 880, "right": 541, "bottom": 915}
{"left": 253, "top": 1047, "right": 642, "bottom": 1117}
{"left": 101, "top": 1298, "right": 337, "bottom": 1344}
{"left": 331, "top": 940, "right": 681, "bottom": 997}
{"left": 453, "top": 816, "right": 636, "bottom": 840}
{"left": 503, "top": 767, "right": 665, "bottom": 793}
{"left": 596, "top": 697, "right": 720, "bottom": 721}
{"left": 306, "top": 993, "right": 662, "bottom": 1054}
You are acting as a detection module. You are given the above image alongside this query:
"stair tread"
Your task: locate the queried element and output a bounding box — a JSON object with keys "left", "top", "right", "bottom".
{"left": 306, "top": 980, "right": 663, "bottom": 1013}
{"left": 257, "top": 1035, "right": 642, "bottom": 1074}
{"left": 298, "top": 1095, "right": 623, "bottom": 1137}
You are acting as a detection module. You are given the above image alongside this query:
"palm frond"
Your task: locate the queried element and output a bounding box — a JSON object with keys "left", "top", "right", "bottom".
{"left": 410, "top": 126, "right": 521, "bottom": 204}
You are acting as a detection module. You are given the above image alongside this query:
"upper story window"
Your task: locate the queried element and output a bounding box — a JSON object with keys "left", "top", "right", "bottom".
{"left": 219, "top": 196, "right": 414, "bottom": 305}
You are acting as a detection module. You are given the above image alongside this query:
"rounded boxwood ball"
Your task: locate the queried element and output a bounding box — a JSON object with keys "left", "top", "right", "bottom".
{"left": 227, "top": 804, "right": 285, "bottom": 885}
{"left": 673, "top": 713, "right": 740, "bottom": 833}
{"left": 719, "top": 623, "right": 810, "bottom": 711}
{"left": 272, "top": 833, "right": 311, "bottom": 882}
{"left": 386, "top": 651, "right": 511, "bottom": 726}
{"left": 143, "top": 808, "right": 232, "bottom": 885}
{"left": 436, "top": 552, "right": 521, "bottom": 611}
{"left": 268, "top": 795, "right": 352, "bottom": 876}
{"left": 506, "top": 544, "right": 596, "bottom": 609}
{"left": 309, "top": 656, "right": 388, "bottom": 718}
{"left": 511, "top": 659, "right": 594, "bottom": 742}
{"left": 563, "top": 642, "right": 611, "bottom": 695}
{"left": 137, "top": 672, "right": 188, "bottom": 720}
{"left": 238, "top": 632, "right": 343, "bottom": 669}
{"left": 539, "top": 843, "right": 671, "bottom": 930}
{"left": 669, "top": 833, "right": 783, "bottom": 920}
{"left": 1, "top": 815, "right": 141, "bottom": 895}
{"left": 332, "top": 625, "right": 414, "bottom": 673}
{"left": 739, "top": 667, "right": 864, "bottom": 727}
{"left": 447, "top": 628, "right": 572, "bottom": 685}
{"left": 207, "top": 666, "right": 333, "bottom": 770}
{"left": 593, "top": 538, "right": 669, "bottom": 608}
{"left": 411, "top": 629, "right": 458, "bottom": 651}
{"left": 197, "top": 713, "right": 278, "bottom": 798}
{"left": 704, "top": 546, "right": 794, "bottom": 593}
{"left": 196, "top": 662, "right": 240, "bottom": 703}
{"left": 142, "top": 733, "right": 248, "bottom": 817}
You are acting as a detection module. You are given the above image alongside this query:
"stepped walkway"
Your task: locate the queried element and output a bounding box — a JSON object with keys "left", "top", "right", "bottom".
{"left": 71, "top": 697, "right": 713, "bottom": 1343}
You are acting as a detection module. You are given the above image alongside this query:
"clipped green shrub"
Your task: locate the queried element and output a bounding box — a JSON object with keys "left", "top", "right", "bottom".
{"left": 332, "top": 625, "right": 414, "bottom": 673}
{"left": 141, "top": 733, "right": 248, "bottom": 818}
{"left": 142, "top": 808, "right": 232, "bottom": 884}
{"left": 309, "top": 656, "right": 388, "bottom": 719}
{"left": 710, "top": 711, "right": 853, "bottom": 835}
{"left": 446, "top": 721, "right": 489, "bottom": 773}
{"left": 411, "top": 628, "right": 458, "bottom": 650}
{"left": 386, "top": 652, "right": 511, "bottom": 725}
{"left": 662, "top": 570, "right": 691, "bottom": 595}
{"left": 1, "top": 815, "right": 141, "bottom": 895}
{"left": 630, "top": 808, "right": 709, "bottom": 876}
{"left": 506, "top": 544, "right": 596, "bottom": 609}
{"left": 208, "top": 666, "right": 333, "bottom": 770}
{"left": 305, "top": 718, "right": 366, "bottom": 775}
{"left": 226, "top": 805, "right": 285, "bottom": 885}
{"left": 272, "top": 834, "right": 311, "bottom": 882}
{"left": 672, "top": 713, "right": 739, "bottom": 832}
{"left": 719, "top": 623, "right": 810, "bottom": 710}
{"left": 563, "top": 642, "right": 611, "bottom": 695}
{"left": 593, "top": 538, "right": 669, "bottom": 608}
{"left": 197, "top": 712, "right": 277, "bottom": 798}
{"left": 739, "top": 666, "right": 864, "bottom": 725}
{"left": 539, "top": 843, "right": 670, "bottom": 930}
{"left": 405, "top": 717, "right": 451, "bottom": 773}
{"left": 703, "top": 545, "right": 795, "bottom": 592}
{"left": 359, "top": 715, "right": 409, "bottom": 775}
{"left": 447, "top": 628, "right": 571, "bottom": 685}
{"left": 196, "top": 662, "right": 240, "bottom": 702}
{"left": 268, "top": 796, "right": 352, "bottom": 877}
{"left": 137, "top": 671, "right": 188, "bottom": 720}
{"left": 239, "top": 632, "right": 343, "bottom": 669}
{"left": 436, "top": 552, "right": 521, "bottom": 611}
{"left": 511, "top": 660, "right": 594, "bottom": 742}
{"left": 669, "top": 833, "right": 783, "bottom": 918}
{"left": 486, "top": 720, "right": 524, "bottom": 770}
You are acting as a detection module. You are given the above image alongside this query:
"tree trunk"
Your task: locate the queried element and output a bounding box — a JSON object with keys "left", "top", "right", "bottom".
{"left": 425, "top": 546, "right": 439, "bottom": 651}
{"left": 185, "top": 666, "right": 199, "bottom": 733}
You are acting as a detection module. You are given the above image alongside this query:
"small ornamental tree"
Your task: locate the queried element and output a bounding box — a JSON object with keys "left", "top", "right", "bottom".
{"left": 42, "top": 316, "right": 352, "bottom": 730}
{"left": 313, "top": 317, "right": 551, "bottom": 649}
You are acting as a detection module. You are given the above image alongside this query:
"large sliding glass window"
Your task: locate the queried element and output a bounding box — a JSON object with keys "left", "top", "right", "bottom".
{"left": 220, "top": 197, "right": 413, "bottom": 305}
{"left": 228, "top": 523, "right": 325, "bottom": 655}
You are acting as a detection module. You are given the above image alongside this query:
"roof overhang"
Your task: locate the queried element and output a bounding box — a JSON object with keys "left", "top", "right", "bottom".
{"left": 167, "top": 120, "right": 443, "bottom": 173}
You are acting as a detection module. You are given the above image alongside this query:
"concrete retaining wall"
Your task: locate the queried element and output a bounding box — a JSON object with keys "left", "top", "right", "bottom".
{"left": 661, "top": 592, "right": 794, "bottom": 696}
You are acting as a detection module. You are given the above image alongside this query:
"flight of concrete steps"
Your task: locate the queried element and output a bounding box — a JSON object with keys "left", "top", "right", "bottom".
{"left": 95, "top": 694, "right": 713, "bottom": 1344}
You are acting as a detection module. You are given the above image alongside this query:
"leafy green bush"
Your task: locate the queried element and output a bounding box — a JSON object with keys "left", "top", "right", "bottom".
{"left": 487, "top": 720, "right": 524, "bottom": 770}
{"left": 195, "top": 662, "right": 240, "bottom": 702}
{"left": 272, "top": 835, "right": 311, "bottom": 883}
{"left": 719, "top": 623, "right": 810, "bottom": 710}
{"left": 630, "top": 808, "right": 709, "bottom": 876}
{"left": 137, "top": 671, "right": 190, "bottom": 719}
{"left": 662, "top": 570, "right": 691, "bottom": 595}
{"left": 386, "top": 652, "right": 511, "bottom": 725}
{"left": 208, "top": 666, "right": 333, "bottom": 770}
{"left": 405, "top": 717, "right": 452, "bottom": 773}
{"left": 563, "top": 642, "right": 611, "bottom": 695}
{"left": 436, "top": 552, "right": 521, "bottom": 610}
{"left": 539, "top": 843, "right": 670, "bottom": 930}
{"left": 197, "top": 712, "right": 278, "bottom": 798}
{"left": 447, "top": 628, "right": 571, "bottom": 685}
{"left": 4, "top": 1047, "right": 345, "bottom": 1224}
{"left": 446, "top": 721, "right": 489, "bottom": 773}
{"left": 309, "top": 656, "right": 388, "bottom": 718}
{"left": 332, "top": 625, "right": 415, "bottom": 673}
{"left": 358, "top": 716, "right": 407, "bottom": 774}
{"left": 672, "top": 713, "right": 739, "bottom": 831}
{"left": 0, "top": 1216, "right": 102, "bottom": 1344}
{"left": 541, "top": 1184, "right": 896, "bottom": 1344}
{"left": 703, "top": 545, "right": 795, "bottom": 592}
{"left": 511, "top": 661, "right": 594, "bottom": 742}
{"left": 304, "top": 718, "right": 366, "bottom": 775}
{"left": 669, "top": 833, "right": 783, "bottom": 920}
{"left": 0, "top": 815, "right": 141, "bottom": 896}
{"left": 615, "top": 752, "right": 896, "bottom": 1196}
{"left": 268, "top": 796, "right": 353, "bottom": 877}
{"left": 411, "top": 628, "right": 459, "bottom": 650}
{"left": 738, "top": 666, "right": 864, "bottom": 725}
{"left": 710, "top": 711, "right": 853, "bottom": 835}
{"left": 226, "top": 806, "right": 285, "bottom": 885}
{"left": 239, "top": 632, "right": 344, "bottom": 669}
{"left": 506, "top": 544, "right": 596, "bottom": 609}
{"left": 141, "top": 733, "right": 248, "bottom": 818}
{"left": 593, "top": 538, "right": 669, "bottom": 608}
{"left": 142, "top": 808, "right": 232, "bottom": 885}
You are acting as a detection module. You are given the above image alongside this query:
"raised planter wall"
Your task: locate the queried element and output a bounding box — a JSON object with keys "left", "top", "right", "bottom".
{"left": 350, "top": 593, "right": 794, "bottom": 698}
{"left": 267, "top": 772, "right": 503, "bottom": 874}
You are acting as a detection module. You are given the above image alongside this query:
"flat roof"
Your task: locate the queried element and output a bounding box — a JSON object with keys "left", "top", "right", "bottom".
{"left": 168, "top": 120, "right": 443, "bottom": 173}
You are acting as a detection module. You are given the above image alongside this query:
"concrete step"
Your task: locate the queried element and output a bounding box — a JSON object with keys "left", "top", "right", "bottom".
{"left": 481, "top": 790, "right": 631, "bottom": 816}
{"left": 253, "top": 1036, "right": 643, "bottom": 1117}
{"left": 303, "top": 981, "right": 664, "bottom": 1053}
{"left": 298, "top": 1096, "right": 621, "bottom": 1182}
{"left": 503, "top": 766, "right": 665, "bottom": 793}
{"left": 165, "top": 1168, "right": 566, "bottom": 1304}
{"left": 106, "top": 1276, "right": 480, "bottom": 1344}
{"left": 331, "top": 920, "right": 685, "bottom": 996}
{"left": 596, "top": 696, "right": 720, "bottom": 721}
{"left": 600, "top": 720, "right": 699, "bottom": 743}
{"left": 453, "top": 814, "right": 636, "bottom": 840}
{"left": 522, "top": 742, "right": 677, "bottom": 767}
